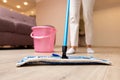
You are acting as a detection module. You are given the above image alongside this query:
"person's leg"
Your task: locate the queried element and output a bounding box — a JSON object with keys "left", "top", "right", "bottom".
{"left": 82, "top": 0, "right": 95, "bottom": 53}
{"left": 66, "top": 0, "right": 81, "bottom": 54}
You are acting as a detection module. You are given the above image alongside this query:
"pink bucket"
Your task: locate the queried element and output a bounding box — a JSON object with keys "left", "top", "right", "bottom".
{"left": 31, "top": 26, "right": 56, "bottom": 53}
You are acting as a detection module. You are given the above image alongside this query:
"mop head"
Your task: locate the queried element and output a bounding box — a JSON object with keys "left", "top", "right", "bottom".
{"left": 16, "top": 53, "right": 111, "bottom": 67}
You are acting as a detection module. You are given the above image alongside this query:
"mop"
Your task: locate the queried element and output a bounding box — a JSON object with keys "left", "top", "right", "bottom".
{"left": 16, "top": 0, "right": 111, "bottom": 67}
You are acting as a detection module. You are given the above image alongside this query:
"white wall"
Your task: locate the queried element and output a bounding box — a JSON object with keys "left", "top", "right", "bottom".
{"left": 93, "top": 7, "right": 120, "bottom": 47}
{"left": 36, "top": 0, "right": 67, "bottom": 46}
{"left": 36, "top": 0, "right": 120, "bottom": 47}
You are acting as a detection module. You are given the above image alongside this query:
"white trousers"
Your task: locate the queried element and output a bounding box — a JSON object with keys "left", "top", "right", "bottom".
{"left": 69, "top": 0, "right": 95, "bottom": 46}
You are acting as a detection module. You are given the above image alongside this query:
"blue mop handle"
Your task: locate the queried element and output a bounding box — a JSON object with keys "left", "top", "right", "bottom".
{"left": 62, "top": 0, "right": 70, "bottom": 59}
{"left": 63, "top": 0, "right": 70, "bottom": 46}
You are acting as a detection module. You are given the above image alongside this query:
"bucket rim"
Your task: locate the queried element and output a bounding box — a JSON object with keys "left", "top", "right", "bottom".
{"left": 32, "top": 25, "right": 55, "bottom": 30}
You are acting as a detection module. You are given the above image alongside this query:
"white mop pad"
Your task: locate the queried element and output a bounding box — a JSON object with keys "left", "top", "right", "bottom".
{"left": 16, "top": 54, "right": 111, "bottom": 67}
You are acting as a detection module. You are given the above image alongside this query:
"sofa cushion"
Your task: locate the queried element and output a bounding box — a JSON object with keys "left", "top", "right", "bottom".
{"left": 0, "top": 18, "right": 15, "bottom": 33}
{"left": 0, "top": 32, "right": 16, "bottom": 45}
{"left": 10, "top": 10, "right": 36, "bottom": 26}
{"left": 0, "top": 32, "right": 33, "bottom": 46}
{"left": 13, "top": 33, "right": 33, "bottom": 45}
{"left": 15, "top": 22, "right": 33, "bottom": 35}
{"left": 23, "top": 16, "right": 36, "bottom": 26}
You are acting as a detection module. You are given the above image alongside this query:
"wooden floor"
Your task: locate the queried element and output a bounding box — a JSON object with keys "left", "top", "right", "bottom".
{"left": 0, "top": 47, "right": 120, "bottom": 80}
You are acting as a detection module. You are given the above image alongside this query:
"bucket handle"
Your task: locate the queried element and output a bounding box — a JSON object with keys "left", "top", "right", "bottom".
{"left": 30, "top": 32, "right": 49, "bottom": 39}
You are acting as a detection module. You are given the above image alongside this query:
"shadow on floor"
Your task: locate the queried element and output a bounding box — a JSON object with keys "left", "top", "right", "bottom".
{"left": 0, "top": 45, "right": 33, "bottom": 50}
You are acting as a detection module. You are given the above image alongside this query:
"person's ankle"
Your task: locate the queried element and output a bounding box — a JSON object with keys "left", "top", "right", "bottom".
{"left": 86, "top": 45, "right": 94, "bottom": 53}
{"left": 71, "top": 46, "right": 77, "bottom": 51}
{"left": 87, "top": 45, "right": 92, "bottom": 48}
